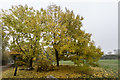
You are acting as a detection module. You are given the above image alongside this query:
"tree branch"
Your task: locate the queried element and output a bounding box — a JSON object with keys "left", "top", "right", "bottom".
{"left": 16, "top": 36, "right": 26, "bottom": 54}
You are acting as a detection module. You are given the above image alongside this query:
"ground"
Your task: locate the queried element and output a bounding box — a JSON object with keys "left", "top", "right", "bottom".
{"left": 1, "top": 59, "right": 118, "bottom": 78}
{"left": 98, "top": 59, "right": 118, "bottom": 73}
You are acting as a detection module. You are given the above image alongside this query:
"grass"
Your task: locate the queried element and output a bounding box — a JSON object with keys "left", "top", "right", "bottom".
{"left": 98, "top": 59, "right": 118, "bottom": 73}
{"left": 2, "top": 59, "right": 118, "bottom": 78}
{"left": 98, "top": 59, "right": 118, "bottom": 77}
{"left": 53, "top": 60, "right": 74, "bottom": 65}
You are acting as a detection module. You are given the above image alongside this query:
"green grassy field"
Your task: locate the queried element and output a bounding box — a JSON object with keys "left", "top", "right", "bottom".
{"left": 98, "top": 59, "right": 118, "bottom": 73}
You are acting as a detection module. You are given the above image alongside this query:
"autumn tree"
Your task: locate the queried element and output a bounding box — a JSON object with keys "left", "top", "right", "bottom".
{"left": 42, "top": 5, "right": 70, "bottom": 66}
{"left": 1, "top": 4, "right": 103, "bottom": 67}
{"left": 0, "top": 5, "right": 47, "bottom": 68}
{"left": 43, "top": 4, "right": 103, "bottom": 66}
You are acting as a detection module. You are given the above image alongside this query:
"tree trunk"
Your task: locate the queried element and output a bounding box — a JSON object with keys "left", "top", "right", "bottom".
{"left": 29, "top": 58, "right": 33, "bottom": 68}
{"left": 55, "top": 49, "right": 59, "bottom": 66}
{"left": 14, "top": 66, "right": 17, "bottom": 76}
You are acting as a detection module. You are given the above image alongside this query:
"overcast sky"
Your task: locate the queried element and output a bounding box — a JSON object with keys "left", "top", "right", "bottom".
{"left": 0, "top": 0, "right": 119, "bottom": 54}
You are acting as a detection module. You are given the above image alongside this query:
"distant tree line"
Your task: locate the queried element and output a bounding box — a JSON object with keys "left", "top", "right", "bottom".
{"left": 100, "top": 54, "right": 118, "bottom": 59}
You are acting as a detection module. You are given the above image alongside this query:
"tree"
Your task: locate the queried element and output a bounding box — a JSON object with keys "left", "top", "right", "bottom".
{"left": 43, "top": 4, "right": 103, "bottom": 66}
{"left": 0, "top": 5, "right": 46, "bottom": 68}
{"left": 113, "top": 49, "right": 118, "bottom": 55}
{"left": 1, "top": 4, "right": 103, "bottom": 67}
{"left": 107, "top": 51, "right": 112, "bottom": 55}
{"left": 42, "top": 5, "right": 73, "bottom": 66}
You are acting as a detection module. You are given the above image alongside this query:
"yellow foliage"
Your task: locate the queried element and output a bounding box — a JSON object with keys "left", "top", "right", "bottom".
{"left": 2, "top": 65, "right": 117, "bottom": 78}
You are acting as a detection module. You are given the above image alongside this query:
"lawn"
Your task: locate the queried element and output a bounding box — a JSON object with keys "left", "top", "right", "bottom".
{"left": 98, "top": 59, "right": 118, "bottom": 73}
{"left": 2, "top": 59, "right": 118, "bottom": 78}
{"left": 53, "top": 60, "right": 74, "bottom": 65}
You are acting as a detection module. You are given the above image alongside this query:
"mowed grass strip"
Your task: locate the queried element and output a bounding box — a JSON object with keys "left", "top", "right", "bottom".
{"left": 53, "top": 60, "right": 74, "bottom": 65}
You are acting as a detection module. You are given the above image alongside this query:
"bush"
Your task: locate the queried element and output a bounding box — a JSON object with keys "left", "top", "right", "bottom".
{"left": 34, "top": 60, "right": 55, "bottom": 72}
{"left": 90, "top": 62, "right": 100, "bottom": 67}
{"left": 76, "top": 64, "right": 92, "bottom": 75}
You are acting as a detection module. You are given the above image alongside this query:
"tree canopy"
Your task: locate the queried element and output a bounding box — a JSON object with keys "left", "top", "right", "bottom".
{"left": 1, "top": 5, "right": 44, "bottom": 67}
{"left": 43, "top": 5, "right": 103, "bottom": 66}
{"left": 0, "top": 4, "right": 103, "bottom": 67}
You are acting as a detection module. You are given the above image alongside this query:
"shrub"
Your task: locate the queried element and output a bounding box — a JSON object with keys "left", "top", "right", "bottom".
{"left": 34, "top": 60, "right": 55, "bottom": 72}
{"left": 76, "top": 64, "right": 92, "bottom": 75}
{"left": 89, "top": 62, "right": 100, "bottom": 67}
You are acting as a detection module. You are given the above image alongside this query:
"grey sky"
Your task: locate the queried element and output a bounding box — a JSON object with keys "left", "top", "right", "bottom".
{"left": 0, "top": 0, "right": 118, "bottom": 54}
